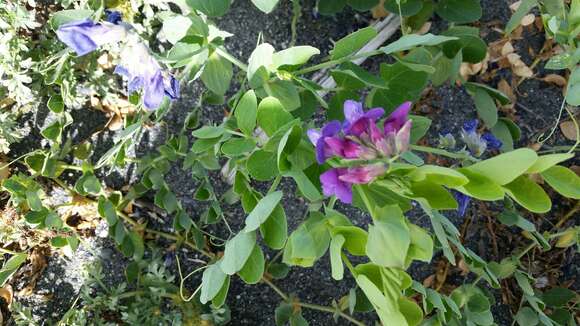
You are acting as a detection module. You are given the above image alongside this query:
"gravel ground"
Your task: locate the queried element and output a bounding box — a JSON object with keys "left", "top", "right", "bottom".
{"left": 5, "top": 0, "right": 578, "bottom": 325}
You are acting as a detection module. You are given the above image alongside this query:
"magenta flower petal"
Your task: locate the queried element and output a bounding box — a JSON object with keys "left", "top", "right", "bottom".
{"left": 395, "top": 120, "right": 412, "bottom": 154}
{"left": 384, "top": 101, "right": 412, "bottom": 134}
{"left": 320, "top": 169, "right": 353, "bottom": 203}
{"left": 338, "top": 164, "right": 386, "bottom": 184}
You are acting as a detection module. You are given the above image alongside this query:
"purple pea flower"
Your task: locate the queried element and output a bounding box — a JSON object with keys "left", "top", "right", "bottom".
{"left": 320, "top": 168, "right": 353, "bottom": 203}
{"left": 482, "top": 133, "right": 503, "bottom": 150}
{"left": 308, "top": 100, "right": 414, "bottom": 204}
{"left": 460, "top": 119, "right": 503, "bottom": 156}
{"left": 343, "top": 100, "right": 385, "bottom": 136}
{"left": 307, "top": 121, "right": 342, "bottom": 164}
{"left": 453, "top": 191, "right": 472, "bottom": 217}
{"left": 105, "top": 10, "right": 123, "bottom": 24}
{"left": 56, "top": 17, "right": 180, "bottom": 110}
{"left": 320, "top": 164, "right": 387, "bottom": 204}
{"left": 56, "top": 19, "right": 127, "bottom": 56}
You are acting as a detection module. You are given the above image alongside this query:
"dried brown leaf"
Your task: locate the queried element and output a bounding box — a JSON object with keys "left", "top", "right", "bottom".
{"left": 422, "top": 274, "right": 435, "bottom": 288}
{"left": 560, "top": 120, "right": 579, "bottom": 140}
{"left": 371, "top": 0, "right": 389, "bottom": 18}
{"left": 510, "top": 1, "right": 522, "bottom": 11}
{"left": 0, "top": 285, "right": 13, "bottom": 306}
{"left": 521, "top": 14, "right": 535, "bottom": 26}
{"left": 416, "top": 22, "right": 432, "bottom": 35}
{"left": 542, "top": 74, "right": 567, "bottom": 87}
{"left": 0, "top": 161, "right": 10, "bottom": 181}
{"left": 501, "top": 42, "right": 515, "bottom": 56}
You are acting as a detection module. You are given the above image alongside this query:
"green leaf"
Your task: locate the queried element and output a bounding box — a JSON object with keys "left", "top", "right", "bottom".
{"left": 244, "top": 191, "right": 283, "bottom": 232}
{"left": 441, "top": 26, "right": 487, "bottom": 64}
{"left": 247, "top": 150, "right": 279, "bottom": 181}
{"left": 221, "top": 138, "right": 256, "bottom": 156}
{"left": 200, "top": 263, "right": 227, "bottom": 303}
{"left": 399, "top": 297, "right": 424, "bottom": 326}
{"left": 220, "top": 231, "right": 257, "bottom": 275}
{"left": 234, "top": 90, "right": 258, "bottom": 136}
{"left": 465, "top": 82, "right": 511, "bottom": 105}
{"left": 248, "top": 43, "right": 275, "bottom": 88}
{"left": 50, "top": 9, "right": 93, "bottom": 30}
{"left": 201, "top": 52, "right": 232, "bottom": 95}
{"left": 260, "top": 204, "right": 287, "bottom": 249}
{"left": 329, "top": 235, "right": 345, "bottom": 281}
{"left": 542, "top": 287, "right": 576, "bottom": 307}
{"left": 455, "top": 168, "right": 505, "bottom": 201}
{"left": 283, "top": 212, "right": 330, "bottom": 267}
{"left": 408, "top": 165, "right": 469, "bottom": 187}
{"left": 526, "top": 153, "right": 574, "bottom": 174}
{"left": 566, "top": 67, "right": 580, "bottom": 106}
{"left": 465, "top": 148, "right": 538, "bottom": 185}
{"left": 286, "top": 170, "right": 323, "bottom": 202}
{"left": 410, "top": 115, "right": 431, "bottom": 143}
{"left": 503, "top": 176, "right": 551, "bottom": 213}
{"left": 251, "top": 0, "right": 280, "bottom": 13}
{"left": 491, "top": 119, "right": 515, "bottom": 152}
{"left": 541, "top": 166, "right": 580, "bottom": 199}
{"left": 384, "top": 0, "right": 424, "bottom": 16}
{"left": 47, "top": 95, "right": 64, "bottom": 113}
{"left": 331, "top": 62, "right": 387, "bottom": 89}
{"left": 366, "top": 215, "right": 410, "bottom": 268}
{"left": 330, "top": 26, "right": 378, "bottom": 60}
{"left": 267, "top": 79, "right": 301, "bottom": 111}
{"left": 505, "top": 0, "right": 538, "bottom": 34}
{"left": 211, "top": 275, "right": 230, "bottom": 308}
{"left": 275, "top": 303, "right": 293, "bottom": 326}
{"left": 347, "top": 0, "right": 380, "bottom": 11}
{"left": 192, "top": 125, "right": 224, "bottom": 139}
{"left": 256, "top": 97, "right": 293, "bottom": 136}
{"left": 272, "top": 46, "right": 320, "bottom": 69}
{"left": 515, "top": 307, "right": 539, "bottom": 326}
{"left": 330, "top": 226, "right": 368, "bottom": 256}
{"left": 41, "top": 121, "right": 62, "bottom": 142}
{"left": 162, "top": 15, "right": 193, "bottom": 44}
{"left": 407, "top": 224, "right": 433, "bottom": 263}
{"left": 381, "top": 34, "right": 457, "bottom": 54}
{"left": 128, "top": 231, "right": 144, "bottom": 261}
{"left": 435, "top": 0, "right": 482, "bottom": 23}
{"left": 0, "top": 253, "right": 27, "bottom": 286}
{"left": 472, "top": 88, "right": 498, "bottom": 128}
{"left": 186, "top": 0, "right": 231, "bottom": 16}
{"left": 26, "top": 189, "right": 43, "bottom": 211}
{"left": 409, "top": 181, "right": 457, "bottom": 210}
{"left": 238, "top": 244, "right": 265, "bottom": 284}
{"left": 317, "top": 0, "right": 347, "bottom": 14}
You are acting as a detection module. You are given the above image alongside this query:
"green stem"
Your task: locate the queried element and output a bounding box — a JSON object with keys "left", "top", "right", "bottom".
{"left": 410, "top": 145, "right": 479, "bottom": 162}
{"left": 215, "top": 47, "right": 248, "bottom": 72}
{"left": 0, "top": 247, "right": 20, "bottom": 255}
{"left": 268, "top": 175, "right": 282, "bottom": 194}
{"left": 516, "top": 242, "right": 537, "bottom": 260}
{"left": 262, "top": 277, "right": 365, "bottom": 326}
{"left": 355, "top": 185, "right": 374, "bottom": 217}
{"left": 297, "top": 302, "right": 365, "bottom": 326}
{"left": 294, "top": 49, "right": 383, "bottom": 75}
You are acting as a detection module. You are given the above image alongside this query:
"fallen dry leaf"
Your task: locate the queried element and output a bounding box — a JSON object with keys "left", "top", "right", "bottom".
{"left": 0, "top": 285, "right": 13, "bottom": 307}
{"left": 371, "top": 0, "right": 389, "bottom": 18}
{"left": 542, "top": 74, "right": 567, "bottom": 87}
{"left": 521, "top": 14, "right": 535, "bottom": 26}
{"left": 498, "top": 79, "right": 516, "bottom": 108}
{"left": 510, "top": 1, "right": 522, "bottom": 11}
{"left": 560, "top": 120, "right": 579, "bottom": 140}
{"left": 17, "top": 247, "right": 48, "bottom": 297}
{"left": 422, "top": 274, "right": 435, "bottom": 288}
{"left": 458, "top": 259, "right": 470, "bottom": 276}
{"left": 0, "top": 161, "right": 10, "bottom": 181}
{"left": 501, "top": 41, "right": 515, "bottom": 56}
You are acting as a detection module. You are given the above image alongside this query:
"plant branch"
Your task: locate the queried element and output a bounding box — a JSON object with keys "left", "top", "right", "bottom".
{"left": 410, "top": 145, "right": 479, "bottom": 162}
{"left": 215, "top": 47, "right": 248, "bottom": 72}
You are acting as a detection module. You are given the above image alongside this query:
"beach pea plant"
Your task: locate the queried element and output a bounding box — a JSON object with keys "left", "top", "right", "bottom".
{"left": 1, "top": 0, "right": 579, "bottom": 324}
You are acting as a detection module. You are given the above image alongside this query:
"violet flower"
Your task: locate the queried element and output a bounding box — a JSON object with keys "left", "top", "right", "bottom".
{"left": 453, "top": 191, "right": 471, "bottom": 217}
{"left": 308, "top": 100, "right": 413, "bottom": 203}
{"left": 56, "top": 19, "right": 127, "bottom": 56}
{"left": 55, "top": 12, "right": 179, "bottom": 110}
{"left": 460, "top": 119, "right": 503, "bottom": 156}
